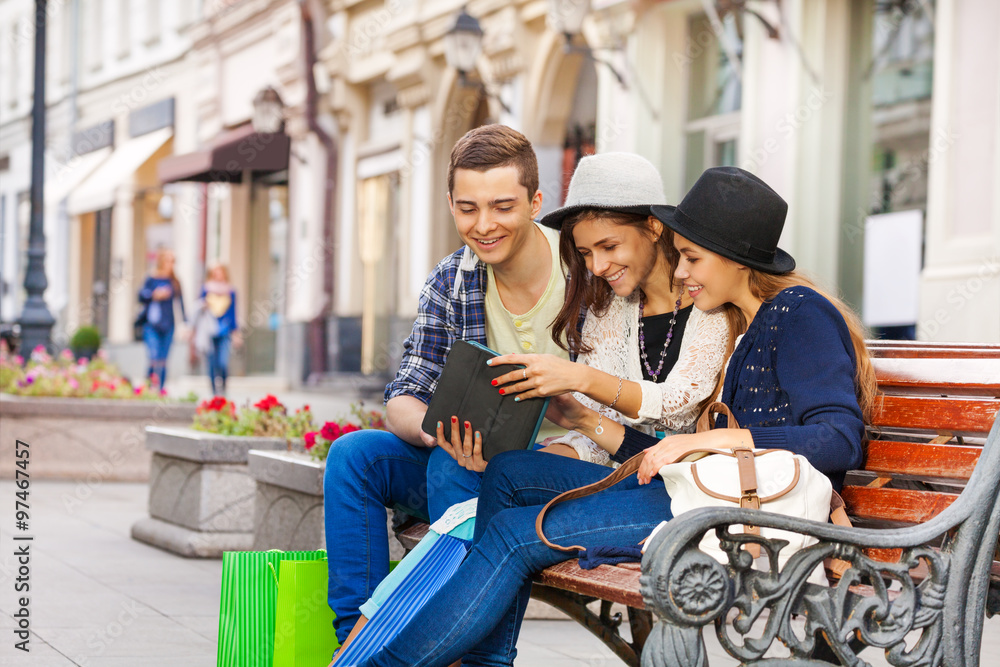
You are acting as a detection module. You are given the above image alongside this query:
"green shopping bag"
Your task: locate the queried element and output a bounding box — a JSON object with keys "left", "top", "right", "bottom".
{"left": 216, "top": 550, "right": 328, "bottom": 667}
{"left": 272, "top": 559, "right": 339, "bottom": 667}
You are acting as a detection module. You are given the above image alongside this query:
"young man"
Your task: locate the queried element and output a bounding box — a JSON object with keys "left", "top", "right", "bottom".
{"left": 323, "top": 124, "right": 572, "bottom": 643}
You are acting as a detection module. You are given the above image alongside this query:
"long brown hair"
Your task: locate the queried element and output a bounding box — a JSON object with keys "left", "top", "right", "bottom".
{"left": 552, "top": 210, "right": 678, "bottom": 356}
{"left": 154, "top": 248, "right": 183, "bottom": 302}
{"left": 744, "top": 270, "right": 879, "bottom": 423}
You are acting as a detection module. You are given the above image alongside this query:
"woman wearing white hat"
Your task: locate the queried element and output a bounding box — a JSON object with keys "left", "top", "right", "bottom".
{"left": 442, "top": 152, "right": 733, "bottom": 471}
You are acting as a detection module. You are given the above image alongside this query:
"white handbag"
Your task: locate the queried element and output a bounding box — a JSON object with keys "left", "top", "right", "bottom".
{"left": 535, "top": 403, "right": 847, "bottom": 587}
{"left": 652, "top": 403, "right": 838, "bottom": 585}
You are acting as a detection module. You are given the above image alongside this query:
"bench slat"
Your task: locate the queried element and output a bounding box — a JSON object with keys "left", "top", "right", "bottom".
{"left": 873, "top": 358, "right": 1000, "bottom": 397}
{"left": 869, "top": 341, "right": 1000, "bottom": 359}
{"left": 841, "top": 486, "right": 959, "bottom": 524}
{"left": 863, "top": 440, "right": 982, "bottom": 479}
{"left": 871, "top": 395, "right": 999, "bottom": 434}
{"left": 534, "top": 559, "right": 645, "bottom": 609}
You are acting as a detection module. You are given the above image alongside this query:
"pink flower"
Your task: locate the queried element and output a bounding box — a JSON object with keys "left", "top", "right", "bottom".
{"left": 134, "top": 386, "right": 143, "bottom": 395}
{"left": 60, "top": 349, "right": 74, "bottom": 360}
{"left": 68, "top": 378, "right": 79, "bottom": 389}
{"left": 303, "top": 432, "right": 318, "bottom": 450}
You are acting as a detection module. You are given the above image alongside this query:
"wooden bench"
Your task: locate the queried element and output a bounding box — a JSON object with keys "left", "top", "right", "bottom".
{"left": 400, "top": 341, "right": 1000, "bottom": 666}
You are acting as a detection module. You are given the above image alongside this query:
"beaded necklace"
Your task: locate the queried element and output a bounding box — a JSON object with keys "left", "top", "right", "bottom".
{"left": 638, "top": 294, "right": 683, "bottom": 381}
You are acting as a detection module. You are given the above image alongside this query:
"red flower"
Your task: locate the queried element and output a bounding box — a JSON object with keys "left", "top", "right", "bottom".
{"left": 303, "top": 404, "right": 311, "bottom": 412}
{"left": 341, "top": 423, "right": 361, "bottom": 436}
{"left": 200, "top": 396, "right": 231, "bottom": 413}
{"left": 303, "top": 432, "right": 318, "bottom": 450}
{"left": 254, "top": 394, "right": 284, "bottom": 412}
{"left": 320, "top": 422, "right": 341, "bottom": 442}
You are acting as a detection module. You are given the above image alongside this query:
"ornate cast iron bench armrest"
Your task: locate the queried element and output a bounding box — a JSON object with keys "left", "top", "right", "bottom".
{"left": 638, "top": 415, "right": 1000, "bottom": 667}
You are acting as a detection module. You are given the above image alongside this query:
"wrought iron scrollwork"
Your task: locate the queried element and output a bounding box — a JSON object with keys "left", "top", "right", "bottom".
{"left": 640, "top": 510, "right": 966, "bottom": 667}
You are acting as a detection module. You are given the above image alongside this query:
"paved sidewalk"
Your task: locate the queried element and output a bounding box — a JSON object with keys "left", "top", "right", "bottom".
{"left": 0, "top": 481, "right": 623, "bottom": 666}
{"left": 1, "top": 481, "right": 997, "bottom": 666}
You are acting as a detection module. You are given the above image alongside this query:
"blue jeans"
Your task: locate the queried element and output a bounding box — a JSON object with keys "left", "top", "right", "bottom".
{"left": 143, "top": 325, "right": 173, "bottom": 388}
{"left": 206, "top": 334, "right": 231, "bottom": 395}
{"left": 323, "top": 429, "right": 483, "bottom": 644}
{"left": 358, "top": 449, "right": 673, "bottom": 667}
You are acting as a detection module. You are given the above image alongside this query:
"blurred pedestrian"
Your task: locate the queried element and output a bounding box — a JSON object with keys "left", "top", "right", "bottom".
{"left": 193, "top": 261, "right": 238, "bottom": 396}
{"left": 137, "top": 248, "right": 186, "bottom": 390}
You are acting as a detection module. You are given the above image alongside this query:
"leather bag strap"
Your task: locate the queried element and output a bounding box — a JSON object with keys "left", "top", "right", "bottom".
{"left": 535, "top": 451, "right": 646, "bottom": 553}
{"left": 825, "top": 491, "right": 854, "bottom": 580}
{"left": 696, "top": 402, "right": 739, "bottom": 433}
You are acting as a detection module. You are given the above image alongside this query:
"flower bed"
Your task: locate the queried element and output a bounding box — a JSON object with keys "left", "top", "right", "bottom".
{"left": 132, "top": 396, "right": 387, "bottom": 557}
{"left": 1, "top": 344, "right": 198, "bottom": 481}
{"left": 192, "top": 394, "right": 314, "bottom": 442}
{"left": 1, "top": 345, "right": 192, "bottom": 400}
{"left": 303, "top": 403, "right": 386, "bottom": 460}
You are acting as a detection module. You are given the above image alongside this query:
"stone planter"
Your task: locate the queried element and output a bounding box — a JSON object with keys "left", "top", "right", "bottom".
{"left": 248, "top": 450, "right": 330, "bottom": 551}
{"left": 130, "top": 426, "right": 290, "bottom": 558}
{"left": 248, "top": 450, "right": 409, "bottom": 559}
{"left": 0, "top": 394, "right": 196, "bottom": 481}
{"left": 245, "top": 450, "right": 564, "bottom": 619}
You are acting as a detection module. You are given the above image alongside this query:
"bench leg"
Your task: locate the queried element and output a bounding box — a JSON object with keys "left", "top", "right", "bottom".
{"left": 641, "top": 622, "right": 708, "bottom": 667}
{"left": 529, "top": 583, "right": 644, "bottom": 667}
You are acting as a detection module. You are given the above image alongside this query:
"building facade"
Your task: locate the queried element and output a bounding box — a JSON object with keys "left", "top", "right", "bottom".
{"left": 1, "top": 0, "right": 997, "bottom": 391}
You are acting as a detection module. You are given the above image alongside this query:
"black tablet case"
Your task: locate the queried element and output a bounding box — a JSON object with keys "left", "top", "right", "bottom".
{"left": 421, "top": 340, "right": 550, "bottom": 460}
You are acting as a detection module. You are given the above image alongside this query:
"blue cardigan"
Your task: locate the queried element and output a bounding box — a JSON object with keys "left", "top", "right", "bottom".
{"left": 139, "top": 276, "right": 186, "bottom": 333}
{"left": 616, "top": 286, "right": 865, "bottom": 489}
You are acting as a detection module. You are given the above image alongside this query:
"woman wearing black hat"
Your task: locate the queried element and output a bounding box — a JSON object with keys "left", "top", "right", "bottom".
{"left": 353, "top": 167, "right": 877, "bottom": 667}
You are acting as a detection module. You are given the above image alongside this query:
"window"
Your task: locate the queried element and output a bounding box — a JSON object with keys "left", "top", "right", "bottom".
{"left": 4, "top": 22, "right": 18, "bottom": 108}
{"left": 144, "top": 0, "right": 160, "bottom": 46}
{"left": 85, "top": 0, "right": 104, "bottom": 73}
{"left": 117, "top": 0, "right": 131, "bottom": 59}
{"left": 683, "top": 12, "right": 743, "bottom": 189}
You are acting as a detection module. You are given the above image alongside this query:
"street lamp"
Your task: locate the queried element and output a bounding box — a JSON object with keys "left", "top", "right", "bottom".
{"left": 547, "top": 0, "right": 589, "bottom": 39}
{"left": 252, "top": 86, "right": 285, "bottom": 134}
{"left": 17, "top": 0, "right": 56, "bottom": 356}
{"left": 546, "top": 0, "right": 660, "bottom": 118}
{"left": 443, "top": 7, "right": 483, "bottom": 86}
{"left": 444, "top": 8, "right": 511, "bottom": 115}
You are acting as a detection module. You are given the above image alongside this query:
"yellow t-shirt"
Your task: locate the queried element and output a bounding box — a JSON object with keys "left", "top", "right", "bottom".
{"left": 485, "top": 223, "right": 569, "bottom": 444}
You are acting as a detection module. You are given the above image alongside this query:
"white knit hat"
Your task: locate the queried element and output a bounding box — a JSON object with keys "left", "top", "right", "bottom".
{"left": 539, "top": 152, "right": 672, "bottom": 229}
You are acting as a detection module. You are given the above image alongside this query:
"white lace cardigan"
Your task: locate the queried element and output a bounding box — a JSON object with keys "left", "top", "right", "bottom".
{"left": 555, "top": 293, "right": 730, "bottom": 466}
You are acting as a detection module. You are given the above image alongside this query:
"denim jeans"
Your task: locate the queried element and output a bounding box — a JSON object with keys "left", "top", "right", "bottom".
{"left": 358, "top": 449, "right": 673, "bottom": 667}
{"left": 142, "top": 325, "right": 173, "bottom": 388}
{"left": 206, "top": 334, "right": 231, "bottom": 395}
{"left": 323, "top": 429, "right": 484, "bottom": 644}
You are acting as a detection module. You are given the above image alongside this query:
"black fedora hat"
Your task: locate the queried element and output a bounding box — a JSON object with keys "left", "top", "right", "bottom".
{"left": 651, "top": 166, "right": 795, "bottom": 274}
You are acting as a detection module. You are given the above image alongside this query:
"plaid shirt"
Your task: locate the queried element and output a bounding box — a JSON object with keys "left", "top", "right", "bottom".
{"left": 384, "top": 246, "right": 585, "bottom": 405}
{"left": 384, "top": 248, "right": 489, "bottom": 405}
